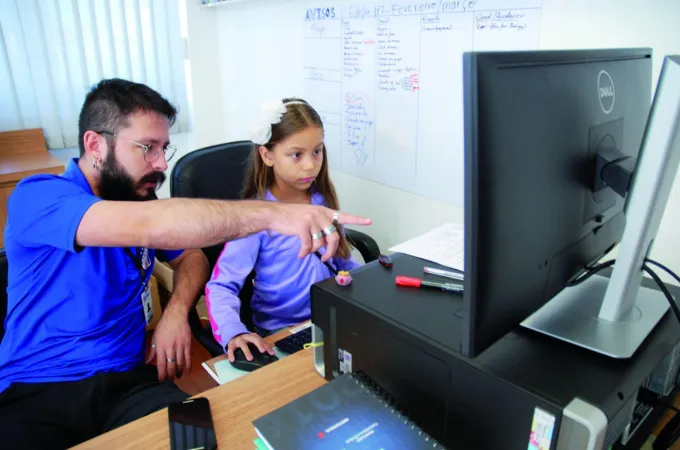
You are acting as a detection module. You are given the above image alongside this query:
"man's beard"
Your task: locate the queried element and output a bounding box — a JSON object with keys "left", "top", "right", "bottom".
{"left": 98, "top": 151, "right": 166, "bottom": 201}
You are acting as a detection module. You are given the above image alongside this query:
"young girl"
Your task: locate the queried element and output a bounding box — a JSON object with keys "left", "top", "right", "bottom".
{"left": 205, "top": 98, "right": 361, "bottom": 362}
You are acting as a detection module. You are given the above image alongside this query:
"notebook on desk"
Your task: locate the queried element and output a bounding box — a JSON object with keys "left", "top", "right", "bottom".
{"left": 252, "top": 372, "right": 445, "bottom": 449}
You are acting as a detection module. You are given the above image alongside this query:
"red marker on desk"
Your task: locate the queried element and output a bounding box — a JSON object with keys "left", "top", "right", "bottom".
{"left": 396, "top": 276, "right": 464, "bottom": 293}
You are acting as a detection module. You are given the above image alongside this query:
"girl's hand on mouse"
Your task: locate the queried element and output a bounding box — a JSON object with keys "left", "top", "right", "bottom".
{"left": 227, "top": 333, "right": 275, "bottom": 362}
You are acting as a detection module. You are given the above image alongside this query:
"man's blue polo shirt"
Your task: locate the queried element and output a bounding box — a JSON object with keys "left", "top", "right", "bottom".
{"left": 0, "top": 158, "right": 183, "bottom": 393}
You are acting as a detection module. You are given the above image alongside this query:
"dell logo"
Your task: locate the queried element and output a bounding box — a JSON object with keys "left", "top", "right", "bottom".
{"left": 598, "top": 70, "right": 615, "bottom": 114}
{"left": 600, "top": 86, "right": 614, "bottom": 97}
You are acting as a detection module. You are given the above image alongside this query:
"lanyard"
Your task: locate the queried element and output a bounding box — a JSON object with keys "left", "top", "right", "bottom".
{"left": 123, "top": 247, "right": 147, "bottom": 282}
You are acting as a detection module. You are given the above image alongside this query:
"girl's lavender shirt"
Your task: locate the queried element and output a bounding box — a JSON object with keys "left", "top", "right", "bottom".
{"left": 204, "top": 189, "right": 360, "bottom": 348}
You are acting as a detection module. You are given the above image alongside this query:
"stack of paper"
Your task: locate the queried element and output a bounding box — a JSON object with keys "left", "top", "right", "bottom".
{"left": 388, "top": 223, "right": 465, "bottom": 272}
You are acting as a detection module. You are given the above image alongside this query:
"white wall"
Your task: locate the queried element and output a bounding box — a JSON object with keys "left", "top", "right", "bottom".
{"left": 183, "top": 0, "right": 225, "bottom": 150}
{"left": 183, "top": 0, "right": 680, "bottom": 285}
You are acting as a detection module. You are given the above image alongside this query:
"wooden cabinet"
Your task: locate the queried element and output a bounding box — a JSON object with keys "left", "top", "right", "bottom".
{"left": 0, "top": 129, "right": 65, "bottom": 247}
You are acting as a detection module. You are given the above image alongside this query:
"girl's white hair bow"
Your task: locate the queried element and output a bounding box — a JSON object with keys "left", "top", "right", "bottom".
{"left": 247, "top": 99, "right": 307, "bottom": 145}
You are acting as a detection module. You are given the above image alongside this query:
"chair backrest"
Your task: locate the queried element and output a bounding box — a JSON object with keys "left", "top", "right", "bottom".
{"left": 0, "top": 249, "right": 7, "bottom": 342}
{"left": 170, "top": 140, "right": 253, "bottom": 199}
{"left": 170, "top": 141, "right": 253, "bottom": 267}
{"left": 170, "top": 141, "right": 256, "bottom": 332}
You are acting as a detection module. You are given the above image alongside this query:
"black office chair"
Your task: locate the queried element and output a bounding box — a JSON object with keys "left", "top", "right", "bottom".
{"left": 0, "top": 248, "right": 8, "bottom": 343}
{"left": 170, "top": 141, "right": 380, "bottom": 356}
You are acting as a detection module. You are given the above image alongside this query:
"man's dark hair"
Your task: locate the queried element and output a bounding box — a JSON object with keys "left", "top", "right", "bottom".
{"left": 77, "top": 78, "right": 178, "bottom": 157}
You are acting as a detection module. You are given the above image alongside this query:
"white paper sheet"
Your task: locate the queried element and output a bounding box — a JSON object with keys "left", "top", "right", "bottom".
{"left": 388, "top": 223, "right": 465, "bottom": 272}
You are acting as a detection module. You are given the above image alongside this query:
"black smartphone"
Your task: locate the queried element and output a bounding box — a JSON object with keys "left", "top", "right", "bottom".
{"left": 168, "top": 397, "right": 217, "bottom": 450}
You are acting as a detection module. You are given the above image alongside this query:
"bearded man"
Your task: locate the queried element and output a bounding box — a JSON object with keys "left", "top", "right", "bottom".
{"left": 0, "top": 78, "right": 370, "bottom": 449}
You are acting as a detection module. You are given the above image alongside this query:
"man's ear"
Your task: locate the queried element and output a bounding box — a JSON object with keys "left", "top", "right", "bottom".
{"left": 258, "top": 145, "right": 275, "bottom": 167}
{"left": 82, "top": 130, "right": 107, "bottom": 164}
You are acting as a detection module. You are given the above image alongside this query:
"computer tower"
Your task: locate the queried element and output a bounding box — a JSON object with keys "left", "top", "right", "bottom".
{"left": 310, "top": 254, "right": 680, "bottom": 450}
{"left": 646, "top": 340, "right": 680, "bottom": 396}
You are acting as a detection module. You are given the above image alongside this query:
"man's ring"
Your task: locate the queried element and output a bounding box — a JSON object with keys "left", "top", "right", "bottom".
{"left": 311, "top": 231, "right": 324, "bottom": 240}
{"left": 168, "top": 357, "right": 176, "bottom": 363}
{"left": 322, "top": 224, "right": 337, "bottom": 236}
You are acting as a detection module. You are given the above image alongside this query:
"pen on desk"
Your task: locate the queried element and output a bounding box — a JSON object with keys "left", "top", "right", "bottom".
{"left": 396, "top": 276, "right": 464, "bottom": 293}
{"left": 423, "top": 266, "right": 464, "bottom": 281}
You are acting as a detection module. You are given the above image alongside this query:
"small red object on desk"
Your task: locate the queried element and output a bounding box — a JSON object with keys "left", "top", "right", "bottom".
{"left": 395, "top": 276, "right": 464, "bottom": 293}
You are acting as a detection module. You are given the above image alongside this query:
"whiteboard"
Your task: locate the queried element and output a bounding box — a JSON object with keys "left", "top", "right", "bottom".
{"left": 302, "top": 0, "right": 543, "bottom": 205}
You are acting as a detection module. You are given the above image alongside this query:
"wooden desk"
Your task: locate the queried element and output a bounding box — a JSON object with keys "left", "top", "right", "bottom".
{"left": 62, "top": 318, "right": 680, "bottom": 449}
{"left": 72, "top": 326, "right": 327, "bottom": 449}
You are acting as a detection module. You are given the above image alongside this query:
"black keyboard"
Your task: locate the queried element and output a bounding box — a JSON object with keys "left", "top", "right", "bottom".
{"left": 275, "top": 327, "right": 312, "bottom": 355}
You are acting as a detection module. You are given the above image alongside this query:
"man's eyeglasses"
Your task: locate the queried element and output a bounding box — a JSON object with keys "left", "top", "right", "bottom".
{"left": 96, "top": 130, "right": 177, "bottom": 163}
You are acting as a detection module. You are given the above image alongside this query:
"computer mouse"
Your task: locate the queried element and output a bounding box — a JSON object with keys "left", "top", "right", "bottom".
{"left": 229, "top": 342, "right": 279, "bottom": 372}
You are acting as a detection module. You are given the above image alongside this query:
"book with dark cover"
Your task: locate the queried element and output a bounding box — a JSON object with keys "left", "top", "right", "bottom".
{"left": 253, "top": 372, "right": 446, "bottom": 449}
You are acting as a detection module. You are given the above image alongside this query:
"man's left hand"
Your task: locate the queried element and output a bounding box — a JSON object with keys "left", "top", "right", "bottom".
{"left": 146, "top": 306, "right": 192, "bottom": 381}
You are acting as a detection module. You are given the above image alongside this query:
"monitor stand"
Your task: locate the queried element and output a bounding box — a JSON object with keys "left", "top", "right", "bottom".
{"left": 520, "top": 276, "right": 669, "bottom": 358}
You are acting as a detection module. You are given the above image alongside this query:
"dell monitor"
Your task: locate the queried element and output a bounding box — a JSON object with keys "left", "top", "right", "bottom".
{"left": 462, "top": 49, "right": 680, "bottom": 359}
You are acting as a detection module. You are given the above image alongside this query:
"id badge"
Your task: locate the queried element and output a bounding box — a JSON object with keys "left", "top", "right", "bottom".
{"left": 141, "top": 284, "right": 153, "bottom": 325}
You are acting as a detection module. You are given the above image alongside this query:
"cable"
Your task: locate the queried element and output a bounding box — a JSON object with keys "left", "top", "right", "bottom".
{"left": 654, "top": 410, "right": 680, "bottom": 450}
{"left": 303, "top": 342, "right": 323, "bottom": 349}
{"left": 646, "top": 258, "right": 680, "bottom": 287}
{"left": 567, "top": 259, "right": 616, "bottom": 287}
{"left": 642, "top": 260, "right": 680, "bottom": 448}
{"left": 642, "top": 264, "right": 680, "bottom": 325}
{"left": 668, "top": 427, "right": 680, "bottom": 450}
